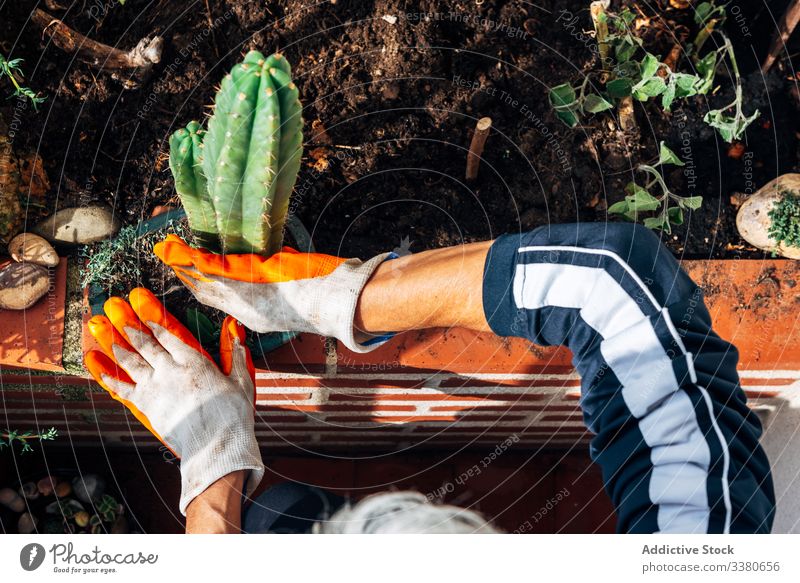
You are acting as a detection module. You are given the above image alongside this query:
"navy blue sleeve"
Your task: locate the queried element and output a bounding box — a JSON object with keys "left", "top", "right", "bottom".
{"left": 483, "top": 223, "right": 774, "bottom": 533}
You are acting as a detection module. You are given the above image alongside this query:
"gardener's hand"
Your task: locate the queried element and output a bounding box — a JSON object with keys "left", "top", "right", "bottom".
{"left": 153, "top": 235, "right": 394, "bottom": 353}
{"left": 83, "top": 287, "right": 264, "bottom": 515}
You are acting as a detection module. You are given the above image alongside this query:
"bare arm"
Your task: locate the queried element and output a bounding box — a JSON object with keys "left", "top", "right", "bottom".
{"left": 185, "top": 470, "right": 246, "bottom": 534}
{"left": 354, "top": 240, "right": 493, "bottom": 336}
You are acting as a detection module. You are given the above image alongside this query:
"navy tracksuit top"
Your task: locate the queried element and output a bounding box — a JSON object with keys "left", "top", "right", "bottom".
{"left": 482, "top": 223, "right": 775, "bottom": 533}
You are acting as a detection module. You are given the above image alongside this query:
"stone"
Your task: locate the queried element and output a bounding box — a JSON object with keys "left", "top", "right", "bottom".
{"left": 72, "top": 474, "right": 105, "bottom": 503}
{"left": 0, "top": 262, "right": 50, "bottom": 310}
{"left": 0, "top": 487, "right": 25, "bottom": 512}
{"left": 736, "top": 173, "right": 800, "bottom": 259}
{"left": 54, "top": 481, "right": 72, "bottom": 498}
{"left": 7, "top": 232, "right": 59, "bottom": 267}
{"left": 17, "top": 512, "right": 38, "bottom": 534}
{"left": 19, "top": 482, "right": 39, "bottom": 500}
{"left": 33, "top": 205, "right": 120, "bottom": 245}
{"left": 74, "top": 511, "right": 90, "bottom": 528}
{"left": 37, "top": 476, "right": 56, "bottom": 496}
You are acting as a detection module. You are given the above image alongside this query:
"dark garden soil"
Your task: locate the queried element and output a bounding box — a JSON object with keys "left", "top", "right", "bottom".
{"left": 1, "top": 0, "right": 799, "bottom": 311}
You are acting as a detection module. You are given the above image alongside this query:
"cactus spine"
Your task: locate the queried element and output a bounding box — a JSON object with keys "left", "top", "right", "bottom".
{"left": 169, "top": 51, "right": 304, "bottom": 255}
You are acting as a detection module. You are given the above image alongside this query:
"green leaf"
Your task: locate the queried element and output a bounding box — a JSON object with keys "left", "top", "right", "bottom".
{"left": 549, "top": 84, "right": 580, "bottom": 127}
{"left": 632, "top": 77, "right": 666, "bottom": 100}
{"left": 607, "top": 78, "right": 633, "bottom": 98}
{"left": 625, "top": 184, "right": 661, "bottom": 212}
{"left": 673, "top": 73, "right": 700, "bottom": 97}
{"left": 643, "top": 216, "right": 668, "bottom": 230}
{"left": 694, "top": 2, "right": 713, "bottom": 23}
{"left": 619, "top": 8, "right": 637, "bottom": 27}
{"left": 185, "top": 309, "right": 217, "bottom": 345}
{"left": 583, "top": 93, "right": 614, "bottom": 113}
{"left": 703, "top": 108, "right": 759, "bottom": 143}
{"left": 549, "top": 83, "right": 577, "bottom": 109}
{"left": 615, "top": 42, "right": 638, "bottom": 63}
{"left": 661, "top": 77, "right": 676, "bottom": 111}
{"left": 681, "top": 196, "right": 703, "bottom": 210}
{"left": 694, "top": 51, "right": 718, "bottom": 94}
{"left": 658, "top": 141, "right": 685, "bottom": 166}
{"left": 607, "top": 200, "right": 630, "bottom": 215}
{"left": 640, "top": 53, "right": 660, "bottom": 79}
{"left": 667, "top": 206, "right": 685, "bottom": 226}
{"left": 555, "top": 109, "right": 580, "bottom": 127}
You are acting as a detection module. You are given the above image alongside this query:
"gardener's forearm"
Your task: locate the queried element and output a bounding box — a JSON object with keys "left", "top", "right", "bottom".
{"left": 185, "top": 470, "right": 246, "bottom": 534}
{"left": 354, "top": 241, "right": 493, "bottom": 335}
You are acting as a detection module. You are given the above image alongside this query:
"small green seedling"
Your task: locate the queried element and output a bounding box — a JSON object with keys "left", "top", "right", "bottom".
{"left": 702, "top": 37, "right": 760, "bottom": 143}
{"left": 767, "top": 191, "right": 800, "bottom": 250}
{"left": 170, "top": 51, "right": 304, "bottom": 255}
{"left": 548, "top": 4, "right": 758, "bottom": 143}
{"left": 0, "top": 427, "right": 58, "bottom": 454}
{"left": 608, "top": 142, "right": 702, "bottom": 233}
{"left": 0, "top": 53, "right": 46, "bottom": 110}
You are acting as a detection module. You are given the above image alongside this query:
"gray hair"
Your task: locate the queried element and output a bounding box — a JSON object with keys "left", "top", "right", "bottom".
{"left": 317, "top": 491, "right": 500, "bottom": 534}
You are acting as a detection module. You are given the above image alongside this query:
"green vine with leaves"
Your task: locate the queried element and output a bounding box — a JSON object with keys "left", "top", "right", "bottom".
{"left": 549, "top": 2, "right": 758, "bottom": 143}
{"left": 0, "top": 427, "right": 58, "bottom": 454}
{"left": 0, "top": 53, "right": 46, "bottom": 110}
{"left": 607, "top": 142, "right": 702, "bottom": 233}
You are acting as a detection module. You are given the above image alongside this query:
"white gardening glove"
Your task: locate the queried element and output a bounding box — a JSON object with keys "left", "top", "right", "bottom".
{"left": 154, "top": 235, "right": 394, "bottom": 353}
{"left": 84, "top": 287, "right": 264, "bottom": 515}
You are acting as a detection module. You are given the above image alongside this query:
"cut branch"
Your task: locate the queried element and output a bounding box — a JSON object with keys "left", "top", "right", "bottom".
{"left": 762, "top": 0, "right": 800, "bottom": 73}
{"left": 31, "top": 8, "right": 163, "bottom": 88}
{"left": 466, "top": 117, "right": 492, "bottom": 182}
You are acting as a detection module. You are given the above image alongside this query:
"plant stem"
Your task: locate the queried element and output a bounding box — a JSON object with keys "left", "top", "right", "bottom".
{"left": 638, "top": 164, "right": 672, "bottom": 201}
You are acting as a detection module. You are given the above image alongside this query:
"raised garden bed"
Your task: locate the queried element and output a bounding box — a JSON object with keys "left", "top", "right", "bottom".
{"left": 1, "top": 1, "right": 799, "bottom": 446}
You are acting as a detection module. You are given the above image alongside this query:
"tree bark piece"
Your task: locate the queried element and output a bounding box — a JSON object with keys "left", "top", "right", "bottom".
{"left": 31, "top": 8, "right": 163, "bottom": 88}
{"left": 762, "top": 0, "right": 800, "bottom": 73}
{"left": 466, "top": 117, "right": 492, "bottom": 182}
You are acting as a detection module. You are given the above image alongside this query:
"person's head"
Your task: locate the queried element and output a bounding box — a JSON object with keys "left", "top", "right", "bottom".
{"left": 318, "top": 491, "right": 500, "bottom": 534}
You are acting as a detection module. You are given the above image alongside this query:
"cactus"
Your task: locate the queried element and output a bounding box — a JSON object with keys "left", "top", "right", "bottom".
{"left": 169, "top": 51, "right": 303, "bottom": 255}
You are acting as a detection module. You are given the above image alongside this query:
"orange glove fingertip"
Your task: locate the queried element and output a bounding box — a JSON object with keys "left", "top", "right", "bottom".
{"left": 84, "top": 349, "right": 134, "bottom": 391}
{"left": 219, "top": 316, "right": 254, "bottom": 383}
{"left": 87, "top": 314, "right": 135, "bottom": 358}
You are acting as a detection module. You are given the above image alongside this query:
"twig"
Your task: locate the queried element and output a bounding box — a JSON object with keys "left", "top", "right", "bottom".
{"left": 466, "top": 117, "right": 492, "bottom": 181}
{"left": 762, "top": 0, "right": 800, "bottom": 73}
{"left": 31, "top": 8, "right": 163, "bottom": 88}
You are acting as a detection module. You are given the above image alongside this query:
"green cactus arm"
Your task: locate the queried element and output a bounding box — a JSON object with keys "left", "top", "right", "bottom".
{"left": 265, "top": 66, "right": 304, "bottom": 254}
{"left": 243, "top": 50, "right": 266, "bottom": 67}
{"left": 202, "top": 70, "right": 236, "bottom": 188}
{"left": 265, "top": 52, "right": 291, "bottom": 76}
{"left": 240, "top": 66, "right": 281, "bottom": 254}
{"left": 211, "top": 66, "right": 261, "bottom": 253}
{"left": 168, "top": 121, "right": 217, "bottom": 248}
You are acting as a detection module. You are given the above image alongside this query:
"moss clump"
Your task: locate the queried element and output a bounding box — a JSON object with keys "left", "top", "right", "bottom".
{"left": 768, "top": 191, "right": 800, "bottom": 249}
